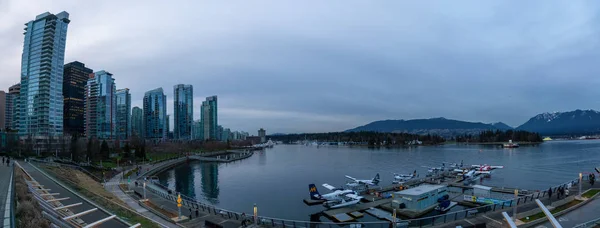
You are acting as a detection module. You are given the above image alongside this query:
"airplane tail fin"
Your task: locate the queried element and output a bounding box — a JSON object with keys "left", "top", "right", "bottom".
{"left": 309, "top": 184, "right": 321, "bottom": 200}
{"left": 373, "top": 173, "right": 380, "bottom": 183}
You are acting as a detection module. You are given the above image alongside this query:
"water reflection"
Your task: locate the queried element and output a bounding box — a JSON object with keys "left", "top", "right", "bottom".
{"left": 174, "top": 161, "right": 196, "bottom": 199}
{"left": 200, "top": 162, "right": 220, "bottom": 203}
{"left": 258, "top": 150, "right": 267, "bottom": 166}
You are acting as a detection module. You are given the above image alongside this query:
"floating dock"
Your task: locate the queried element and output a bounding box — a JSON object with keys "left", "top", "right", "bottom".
{"left": 303, "top": 198, "right": 325, "bottom": 206}
{"left": 329, "top": 213, "right": 355, "bottom": 222}
{"left": 365, "top": 208, "right": 401, "bottom": 222}
{"left": 349, "top": 211, "right": 363, "bottom": 218}
{"left": 322, "top": 199, "right": 392, "bottom": 219}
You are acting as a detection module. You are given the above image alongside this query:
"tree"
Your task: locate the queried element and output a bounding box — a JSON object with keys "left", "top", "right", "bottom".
{"left": 122, "top": 143, "right": 131, "bottom": 162}
{"left": 100, "top": 140, "right": 109, "bottom": 160}
{"left": 70, "top": 135, "right": 79, "bottom": 162}
{"left": 86, "top": 138, "right": 93, "bottom": 162}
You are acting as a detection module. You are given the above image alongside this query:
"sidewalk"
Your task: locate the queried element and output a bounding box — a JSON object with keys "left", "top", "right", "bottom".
{"left": 0, "top": 162, "right": 12, "bottom": 228}
{"left": 539, "top": 191, "right": 600, "bottom": 227}
{"left": 104, "top": 164, "right": 181, "bottom": 228}
{"left": 433, "top": 180, "right": 595, "bottom": 227}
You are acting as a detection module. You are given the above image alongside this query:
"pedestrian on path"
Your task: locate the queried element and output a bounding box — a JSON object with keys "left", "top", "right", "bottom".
{"left": 548, "top": 187, "right": 553, "bottom": 199}
{"left": 6, "top": 157, "right": 10, "bottom": 166}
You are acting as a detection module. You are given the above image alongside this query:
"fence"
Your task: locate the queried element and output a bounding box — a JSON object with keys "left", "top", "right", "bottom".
{"left": 573, "top": 216, "right": 600, "bottom": 228}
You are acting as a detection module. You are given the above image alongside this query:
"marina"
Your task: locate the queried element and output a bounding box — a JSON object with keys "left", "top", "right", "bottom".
{"left": 156, "top": 140, "right": 600, "bottom": 222}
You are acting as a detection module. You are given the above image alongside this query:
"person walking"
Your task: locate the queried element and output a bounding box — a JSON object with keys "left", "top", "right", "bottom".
{"left": 189, "top": 208, "right": 192, "bottom": 218}
{"left": 6, "top": 157, "right": 10, "bottom": 166}
{"left": 548, "top": 187, "right": 553, "bottom": 199}
{"left": 241, "top": 213, "right": 247, "bottom": 227}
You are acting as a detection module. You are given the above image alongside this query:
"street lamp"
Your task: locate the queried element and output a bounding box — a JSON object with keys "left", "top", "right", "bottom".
{"left": 579, "top": 173, "right": 583, "bottom": 196}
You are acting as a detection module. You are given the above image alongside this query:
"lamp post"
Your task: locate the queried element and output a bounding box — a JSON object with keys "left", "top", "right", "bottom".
{"left": 253, "top": 204, "right": 258, "bottom": 225}
{"left": 579, "top": 173, "right": 583, "bottom": 196}
{"left": 513, "top": 189, "right": 518, "bottom": 223}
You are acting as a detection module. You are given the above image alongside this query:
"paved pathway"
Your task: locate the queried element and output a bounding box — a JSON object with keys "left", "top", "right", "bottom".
{"left": 432, "top": 180, "right": 595, "bottom": 228}
{"left": 538, "top": 192, "right": 600, "bottom": 228}
{"left": 104, "top": 169, "right": 180, "bottom": 228}
{"left": 0, "top": 161, "right": 13, "bottom": 228}
{"left": 20, "top": 162, "right": 128, "bottom": 228}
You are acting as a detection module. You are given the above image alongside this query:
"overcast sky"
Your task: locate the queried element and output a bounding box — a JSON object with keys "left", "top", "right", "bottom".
{"left": 2, "top": 1, "right": 600, "bottom": 134}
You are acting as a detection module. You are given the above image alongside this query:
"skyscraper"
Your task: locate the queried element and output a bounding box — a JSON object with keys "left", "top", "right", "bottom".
{"left": 201, "top": 96, "right": 217, "bottom": 140}
{"left": 131, "top": 106, "right": 143, "bottom": 137}
{"left": 0, "top": 91, "right": 5, "bottom": 130}
{"left": 116, "top": 88, "right": 131, "bottom": 140}
{"left": 193, "top": 120, "right": 203, "bottom": 140}
{"left": 173, "top": 84, "right": 193, "bottom": 140}
{"left": 85, "top": 71, "right": 116, "bottom": 139}
{"left": 258, "top": 128, "right": 266, "bottom": 143}
{"left": 143, "top": 88, "right": 167, "bottom": 140}
{"left": 63, "top": 61, "right": 93, "bottom": 136}
{"left": 19, "top": 12, "right": 70, "bottom": 136}
{"left": 6, "top": 84, "right": 20, "bottom": 131}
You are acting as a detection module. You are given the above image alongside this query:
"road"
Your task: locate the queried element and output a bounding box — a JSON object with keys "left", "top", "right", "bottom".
{"left": 0, "top": 160, "right": 13, "bottom": 227}
{"left": 19, "top": 162, "right": 129, "bottom": 228}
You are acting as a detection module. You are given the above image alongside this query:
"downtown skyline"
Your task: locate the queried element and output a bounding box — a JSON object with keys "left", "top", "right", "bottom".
{"left": 2, "top": 1, "right": 600, "bottom": 133}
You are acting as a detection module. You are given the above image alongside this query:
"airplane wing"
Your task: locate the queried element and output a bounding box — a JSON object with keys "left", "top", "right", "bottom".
{"left": 490, "top": 166, "right": 504, "bottom": 169}
{"left": 345, "top": 194, "right": 363, "bottom": 200}
{"left": 453, "top": 169, "right": 465, "bottom": 173}
{"left": 471, "top": 165, "right": 481, "bottom": 168}
{"left": 345, "top": 175, "right": 358, "bottom": 182}
{"left": 475, "top": 171, "right": 491, "bottom": 174}
{"left": 322, "top": 183, "right": 336, "bottom": 191}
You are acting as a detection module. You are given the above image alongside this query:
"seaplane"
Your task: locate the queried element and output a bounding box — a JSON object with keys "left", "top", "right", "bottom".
{"left": 471, "top": 164, "right": 504, "bottom": 175}
{"left": 345, "top": 173, "right": 380, "bottom": 187}
{"left": 422, "top": 164, "right": 445, "bottom": 175}
{"left": 445, "top": 160, "right": 464, "bottom": 169}
{"left": 393, "top": 170, "right": 417, "bottom": 184}
{"left": 309, "top": 184, "right": 363, "bottom": 209}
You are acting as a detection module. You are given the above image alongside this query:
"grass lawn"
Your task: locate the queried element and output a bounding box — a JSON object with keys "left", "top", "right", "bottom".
{"left": 41, "top": 165, "right": 161, "bottom": 228}
{"left": 582, "top": 189, "right": 600, "bottom": 199}
{"left": 523, "top": 199, "right": 583, "bottom": 222}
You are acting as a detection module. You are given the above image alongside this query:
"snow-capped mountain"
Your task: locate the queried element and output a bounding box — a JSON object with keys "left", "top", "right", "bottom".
{"left": 517, "top": 109, "right": 600, "bottom": 135}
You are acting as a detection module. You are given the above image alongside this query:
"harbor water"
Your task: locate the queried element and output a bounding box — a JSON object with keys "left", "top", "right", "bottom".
{"left": 156, "top": 140, "right": 600, "bottom": 221}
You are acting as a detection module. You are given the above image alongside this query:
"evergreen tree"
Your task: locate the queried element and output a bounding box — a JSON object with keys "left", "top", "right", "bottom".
{"left": 86, "top": 138, "right": 93, "bottom": 162}
{"left": 101, "top": 140, "right": 109, "bottom": 160}
{"left": 71, "top": 135, "right": 79, "bottom": 162}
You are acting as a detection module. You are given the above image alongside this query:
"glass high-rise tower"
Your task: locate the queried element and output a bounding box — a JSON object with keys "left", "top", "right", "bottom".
{"left": 143, "top": 88, "right": 166, "bottom": 140}
{"left": 174, "top": 84, "right": 193, "bottom": 140}
{"left": 131, "top": 106, "right": 143, "bottom": 138}
{"left": 19, "top": 12, "right": 70, "bottom": 136}
{"left": 85, "top": 71, "right": 116, "bottom": 139}
{"left": 201, "top": 96, "right": 217, "bottom": 140}
{"left": 63, "top": 61, "right": 93, "bottom": 136}
{"left": 116, "top": 88, "right": 131, "bottom": 140}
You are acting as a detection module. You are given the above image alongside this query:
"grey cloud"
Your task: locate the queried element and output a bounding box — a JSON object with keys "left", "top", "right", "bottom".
{"left": 2, "top": 0, "right": 600, "bottom": 133}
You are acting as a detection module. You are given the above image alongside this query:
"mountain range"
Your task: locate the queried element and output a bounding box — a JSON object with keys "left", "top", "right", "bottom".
{"left": 345, "top": 109, "right": 600, "bottom": 136}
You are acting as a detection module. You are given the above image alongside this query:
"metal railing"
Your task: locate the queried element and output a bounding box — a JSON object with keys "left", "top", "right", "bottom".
{"left": 573, "top": 217, "right": 600, "bottom": 228}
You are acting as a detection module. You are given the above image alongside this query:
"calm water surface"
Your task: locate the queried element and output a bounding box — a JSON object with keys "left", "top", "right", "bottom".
{"left": 157, "top": 140, "right": 600, "bottom": 221}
